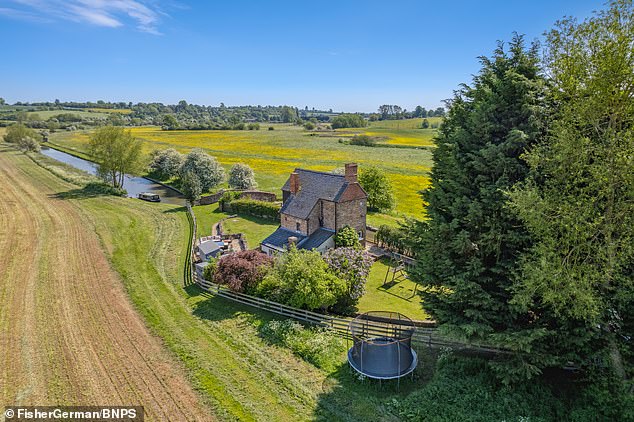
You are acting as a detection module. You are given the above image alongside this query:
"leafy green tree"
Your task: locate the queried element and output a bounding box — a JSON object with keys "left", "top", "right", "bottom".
{"left": 228, "top": 163, "right": 257, "bottom": 190}
{"left": 3, "top": 123, "right": 40, "bottom": 144}
{"left": 16, "top": 111, "right": 28, "bottom": 123}
{"left": 148, "top": 148, "right": 184, "bottom": 179}
{"left": 17, "top": 136, "right": 40, "bottom": 152}
{"left": 180, "top": 148, "right": 225, "bottom": 192}
{"left": 421, "top": 119, "right": 429, "bottom": 129}
{"left": 89, "top": 126, "right": 144, "bottom": 189}
{"left": 257, "top": 247, "right": 346, "bottom": 310}
{"left": 358, "top": 166, "right": 395, "bottom": 212}
{"left": 508, "top": 1, "right": 634, "bottom": 379}
{"left": 280, "top": 106, "right": 298, "bottom": 123}
{"left": 162, "top": 114, "right": 178, "bottom": 129}
{"left": 330, "top": 114, "right": 367, "bottom": 129}
{"left": 334, "top": 225, "right": 361, "bottom": 249}
{"left": 409, "top": 35, "right": 546, "bottom": 382}
{"left": 180, "top": 170, "right": 202, "bottom": 204}
{"left": 0, "top": 98, "right": 5, "bottom": 105}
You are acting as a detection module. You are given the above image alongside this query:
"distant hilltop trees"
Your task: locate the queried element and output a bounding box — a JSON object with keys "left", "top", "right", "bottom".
{"left": 0, "top": 99, "right": 445, "bottom": 132}
{"left": 369, "top": 104, "right": 445, "bottom": 121}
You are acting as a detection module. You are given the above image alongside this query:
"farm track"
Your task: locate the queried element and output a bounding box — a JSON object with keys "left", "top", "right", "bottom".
{"left": 0, "top": 148, "right": 212, "bottom": 421}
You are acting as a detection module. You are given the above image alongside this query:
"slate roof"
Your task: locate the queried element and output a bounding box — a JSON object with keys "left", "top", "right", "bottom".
{"left": 198, "top": 239, "right": 222, "bottom": 256}
{"left": 280, "top": 169, "right": 351, "bottom": 219}
{"left": 297, "top": 228, "right": 335, "bottom": 250}
{"left": 261, "top": 227, "right": 306, "bottom": 250}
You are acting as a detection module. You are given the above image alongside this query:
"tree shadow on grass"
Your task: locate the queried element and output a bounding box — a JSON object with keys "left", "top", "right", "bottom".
{"left": 187, "top": 285, "right": 276, "bottom": 326}
{"left": 53, "top": 182, "right": 126, "bottom": 200}
{"left": 162, "top": 206, "right": 187, "bottom": 214}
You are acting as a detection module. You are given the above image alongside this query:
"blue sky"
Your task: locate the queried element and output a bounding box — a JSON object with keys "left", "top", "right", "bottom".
{"left": 0, "top": 0, "right": 603, "bottom": 111}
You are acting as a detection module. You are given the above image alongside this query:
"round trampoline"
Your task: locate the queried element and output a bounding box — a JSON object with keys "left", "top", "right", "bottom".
{"left": 347, "top": 311, "right": 417, "bottom": 380}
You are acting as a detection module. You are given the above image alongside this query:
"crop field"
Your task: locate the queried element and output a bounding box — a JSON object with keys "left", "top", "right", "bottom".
{"left": 50, "top": 122, "right": 435, "bottom": 220}
{"left": 0, "top": 146, "right": 210, "bottom": 420}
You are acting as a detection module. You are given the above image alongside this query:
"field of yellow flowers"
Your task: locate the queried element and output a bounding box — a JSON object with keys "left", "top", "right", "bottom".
{"left": 50, "top": 120, "right": 436, "bottom": 219}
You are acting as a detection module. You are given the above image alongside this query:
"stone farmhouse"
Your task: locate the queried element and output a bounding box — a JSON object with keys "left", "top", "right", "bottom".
{"left": 261, "top": 163, "right": 367, "bottom": 255}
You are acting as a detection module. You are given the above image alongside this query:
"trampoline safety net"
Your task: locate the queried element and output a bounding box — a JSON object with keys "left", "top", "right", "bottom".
{"left": 348, "top": 311, "right": 418, "bottom": 380}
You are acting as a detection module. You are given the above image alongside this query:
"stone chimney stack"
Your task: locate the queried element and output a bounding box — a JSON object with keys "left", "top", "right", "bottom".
{"left": 345, "top": 163, "right": 358, "bottom": 183}
{"left": 290, "top": 172, "right": 300, "bottom": 194}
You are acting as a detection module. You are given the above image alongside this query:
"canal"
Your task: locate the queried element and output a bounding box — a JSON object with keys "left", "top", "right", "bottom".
{"left": 40, "top": 147, "right": 186, "bottom": 205}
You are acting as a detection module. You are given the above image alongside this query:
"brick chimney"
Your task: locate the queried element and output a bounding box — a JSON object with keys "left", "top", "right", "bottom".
{"left": 290, "top": 172, "right": 300, "bottom": 194}
{"left": 345, "top": 163, "right": 358, "bottom": 183}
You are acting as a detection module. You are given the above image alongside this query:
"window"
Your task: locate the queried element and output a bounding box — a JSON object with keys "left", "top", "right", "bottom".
{"left": 296, "top": 222, "right": 301, "bottom": 232}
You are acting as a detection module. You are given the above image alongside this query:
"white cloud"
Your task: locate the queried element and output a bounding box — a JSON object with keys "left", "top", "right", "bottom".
{"left": 4, "top": 0, "right": 164, "bottom": 34}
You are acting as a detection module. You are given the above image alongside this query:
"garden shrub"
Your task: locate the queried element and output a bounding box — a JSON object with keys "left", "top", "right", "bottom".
{"left": 258, "top": 319, "right": 344, "bottom": 372}
{"left": 257, "top": 247, "right": 346, "bottom": 311}
{"left": 213, "top": 250, "right": 273, "bottom": 293}
{"left": 324, "top": 247, "right": 374, "bottom": 314}
{"left": 222, "top": 198, "right": 280, "bottom": 221}
{"left": 334, "top": 225, "right": 361, "bottom": 249}
{"left": 202, "top": 258, "right": 218, "bottom": 281}
{"left": 376, "top": 224, "right": 413, "bottom": 256}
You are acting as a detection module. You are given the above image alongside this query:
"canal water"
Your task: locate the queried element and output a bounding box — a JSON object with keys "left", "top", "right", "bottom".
{"left": 40, "top": 147, "right": 186, "bottom": 205}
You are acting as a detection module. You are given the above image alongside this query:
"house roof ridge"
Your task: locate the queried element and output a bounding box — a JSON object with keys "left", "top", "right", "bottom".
{"left": 292, "top": 168, "right": 344, "bottom": 178}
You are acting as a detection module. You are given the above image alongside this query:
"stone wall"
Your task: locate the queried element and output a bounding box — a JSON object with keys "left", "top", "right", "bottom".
{"left": 335, "top": 198, "right": 367, "bottom": 243}
{"left": 240, "top": 190, "right": 277, "bottom": 202}
{"left": 281, "top": 213, "right": 308, "bottom": 235}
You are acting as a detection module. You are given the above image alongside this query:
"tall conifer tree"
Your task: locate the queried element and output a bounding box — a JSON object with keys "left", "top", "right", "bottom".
{"left": 410, "top": 35, "right": 547, "bottom": 380}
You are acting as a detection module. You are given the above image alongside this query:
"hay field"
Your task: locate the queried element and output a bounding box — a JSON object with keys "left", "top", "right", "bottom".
{"left": 0, "top": 146, "right": 211, "bottom": 420}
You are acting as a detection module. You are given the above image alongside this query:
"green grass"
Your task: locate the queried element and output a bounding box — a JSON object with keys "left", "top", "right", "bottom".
{"left": 49, "top": 122, "right": 434, "bottom": 217}
{"left": 335, "top": 117, "right": 442, "bottom": 147}
{"left": 192, "top": 203, "right": 279, "bottom": 248}
{"left": 24, "top": 145, "right": 631, "bottom": 422}
{"left": 366, "top": 211, "right": 407, "bottom": 229}
{"left": 66, "top": 184, "right": 419, "bottom": 421}
{"left": 357, "top": 259, "right": 428, "bottom": 320}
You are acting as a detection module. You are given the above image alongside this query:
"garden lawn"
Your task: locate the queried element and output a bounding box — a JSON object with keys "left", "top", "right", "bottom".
{"left": 357, "top": 258, "right": 428, "bottom": 321}
{"left": 192, "top": 203, "right": 278, "bottom": 248}
{"left": 49, "top": 122, "right": 433, "bottom": 217}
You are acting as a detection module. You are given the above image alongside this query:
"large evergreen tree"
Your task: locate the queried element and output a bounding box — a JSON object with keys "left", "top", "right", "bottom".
{"left": 410, "top": 35, "right": 547, "bottom": 381}
{"left": 508, "top": 0, "right": 634, "bottom": 380}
